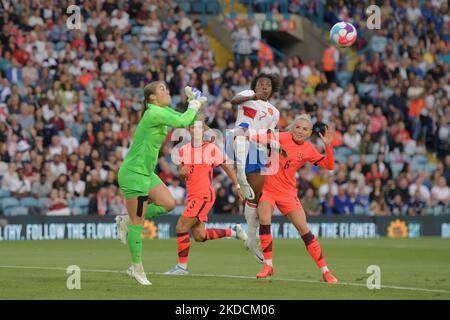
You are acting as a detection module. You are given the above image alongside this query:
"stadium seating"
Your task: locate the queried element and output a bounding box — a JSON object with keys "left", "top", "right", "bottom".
{"left": 74, "top": 197, "right": 90, "bottom": 215}
{"left": 172, "top": 205, "right": 184, "bottom": 216}
{"left": 1, "top": 197, "right": 20, "bottom": 211}
{"left": 123, "top": 34, "right": 132, "bottom": 44}
{"left": 148, "top": 42, "right": 161, "bottom": 52}
{"left": 4, "top": 206, "right": 28, "bottom": 216}
{"left": 0, "top": 189, "right": 10, "bottom": 199}
{"left": 391, "top": 163, "right": 405, "bottom": 179}
{"left": 131, "top": 26, "right": 141, "bottom": 35}
{"left": 365, "top": 154, "right": 376, "bottom": 164}
{"left": 20, "top": 197, "right": 39, "bottom": 207}
{"left": 206, "top": 1, "right": 220, "bottom": 14}
{"left": 38, "top": 197, "right": 52, "bottom": 209}
{"left": 178, "top": 1, "right": 190, "bottom": 13}
{"left": 55, "top": 41, "right": 65, "bottom": 51}
{"left": 171, "top": 95, "right": 181, "bottom": 107}
{"left": 351, "top": 154, "right": 360, "bottom": 163}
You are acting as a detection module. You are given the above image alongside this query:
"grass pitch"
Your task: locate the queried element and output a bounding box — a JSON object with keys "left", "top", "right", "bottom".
{"left": 0, "top": 238, "right": 449, "bottom": 300}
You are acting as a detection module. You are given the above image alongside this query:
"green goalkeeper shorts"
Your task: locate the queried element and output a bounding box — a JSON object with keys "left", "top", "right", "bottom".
{"left": 118, "top": 166, "right": 163, "bottom": 200}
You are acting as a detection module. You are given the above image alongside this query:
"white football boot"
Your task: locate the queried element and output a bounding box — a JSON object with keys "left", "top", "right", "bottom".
{"left": 115, "top": 215, "right": 129, "bottom": 245}
{"left": 233, "top": 224, "right": 248, "bottom": 241}
{"left": 126, "top": 263, "right": 152, "bottom": 285}
{"left": 164, "top": 265, "right": 189, "bottom": 275}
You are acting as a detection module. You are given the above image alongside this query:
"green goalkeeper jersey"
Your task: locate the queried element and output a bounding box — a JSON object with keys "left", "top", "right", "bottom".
{"left": 121, "top": 103, "right": 197, "bottom": 176}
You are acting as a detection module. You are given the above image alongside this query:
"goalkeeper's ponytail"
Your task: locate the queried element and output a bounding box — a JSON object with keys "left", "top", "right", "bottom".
{"left": 140, "top": 82, "right": 160, "bottom": 119}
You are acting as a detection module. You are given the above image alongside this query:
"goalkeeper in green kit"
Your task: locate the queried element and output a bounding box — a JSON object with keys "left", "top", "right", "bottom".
{"left": 116, "top": 81, "right": 207, "bottom": 285}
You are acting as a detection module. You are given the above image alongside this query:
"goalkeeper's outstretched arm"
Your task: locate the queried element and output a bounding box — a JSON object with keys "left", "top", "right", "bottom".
{"left": 146, "top": 86, "right": 207, "bottom": 128}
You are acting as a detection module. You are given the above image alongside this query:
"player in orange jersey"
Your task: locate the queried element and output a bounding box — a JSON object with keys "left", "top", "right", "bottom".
{"left": 165, "top": 121, "right": 247, "bottom": 275}
{"left": 251, "top": 114, "right": 338, "bottom": 283}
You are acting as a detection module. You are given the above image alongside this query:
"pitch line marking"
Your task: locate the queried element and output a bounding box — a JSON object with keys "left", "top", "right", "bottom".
{"left": 0, "top": 265, "right": 449, "bottom": 295}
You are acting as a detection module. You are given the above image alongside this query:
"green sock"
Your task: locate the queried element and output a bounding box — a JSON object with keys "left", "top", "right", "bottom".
{"left": 128, "top": 224, "right": 144, "bottom": 264}
{"left": 145, "top": 203, "right": 168, "bottom": 219}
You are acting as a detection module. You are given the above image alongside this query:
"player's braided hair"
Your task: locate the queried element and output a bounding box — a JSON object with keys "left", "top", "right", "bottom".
{"left": 140, "top": 81, "right": 161, "bottom": 119}
{"left": 250, "top": 73, "right": 280, "bottom": 98}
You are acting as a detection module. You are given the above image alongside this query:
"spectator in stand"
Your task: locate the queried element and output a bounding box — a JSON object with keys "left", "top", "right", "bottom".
{"left": 158, "top": 158, "right": 175, "bottom": 185}
{"left": 322, "top": 193, "right": 336, "bottom": 215}
{"left": 89, "top": 186, "right": 110, "bottom": 215}
{"left": 301, "top": 187, "right": 320, "bottom": 216}
{"left": 52, "top": 174, "right": 69, "bottom": 191}
{"left": 408, "top": 190, "right": 427, "bottom": 216}
{"left": 390, "top": 194, "right": 408, "bottom": 216}
{"left": 408, "top": 178, "right": 431, "bottom": 204}
{"left": 365, "top": 163, "right": 382, "bottom": 186}
{"left": 333, "top": 186, "right": 354, "bottom": 215}
{"left": 343, "top": 124, "right": 361, "bottom": 151}
{"left": 67, "top": 171, "right": 86, "bottom": 198}
{"left": 107, "top": 186, "right": 127, "bottom": 215}
{"left": 85, "top": 171, "right": 102, "bottom": 198}
{"left": 47, "top": 189, "right": 70, "bottom": 216}
{"left": 61, "top": 127, "right": 79, "bottom": 155}
{"left": 431, "top": 177, "right": 450, "bottom": 212}
{"left": 318, "top": 175, "right": 338, "bottom": 202}
{"left": 31, "top": 173, "right": 52, "bottom": 198}
{"left": 1, "top": 163, "right": 18, "bottom": 190}
{"left": 167, "top": 177, "right": 185, "bottom": 206}
{"left": 370, "top": 201, "right": 390, "bottom": 216}
{"left": 355, "top": 185, "right": 370, "bottom": 214}
{"left": 8, "top": 167, "right": 31, "bottom": 198}
{"left": 213, "top": 187, "right": 235, "bottom": 215}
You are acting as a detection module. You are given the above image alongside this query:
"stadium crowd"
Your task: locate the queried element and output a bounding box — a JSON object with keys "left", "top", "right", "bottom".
{"left": 0, "top": 0, "right": 449, "bottom": 217}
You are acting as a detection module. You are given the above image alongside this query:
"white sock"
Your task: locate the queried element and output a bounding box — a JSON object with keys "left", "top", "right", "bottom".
{"left": 265, "top": 259, "right": 273, "bottom": 266}
{"left": 244, "top": 202, "right": 259, "bottom": 243}
{"left": 178, "top": 263, "right": 187, "bottom": 269}
{"left": 133, "top": 262, "right": 144, "bottom": 273}
{"left": 230, "top": 227, "right": 237, "bottom": 238}
{"left": 321, "top": 266, "right": 329, "bottom": 274}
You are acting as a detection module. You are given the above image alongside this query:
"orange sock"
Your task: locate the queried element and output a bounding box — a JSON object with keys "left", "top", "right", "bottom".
{"left": 302, "top": 231, "right": 327, "bottom": 269}
{"left": 259, "top": 224, "right": 272, "bottom": 263}
{"left": 204, "top": 228, "right": 231, "bottom": 241}
{"left": 177, "top": 232, "right": 190, "bottom": 264}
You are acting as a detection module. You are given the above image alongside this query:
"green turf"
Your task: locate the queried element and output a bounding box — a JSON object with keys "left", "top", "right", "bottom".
{"left": 0, "top": 238, "right": 449, "bottom": 299}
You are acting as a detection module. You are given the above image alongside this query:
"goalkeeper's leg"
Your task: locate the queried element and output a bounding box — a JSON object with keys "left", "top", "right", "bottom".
{"left": 116, "top": 174, "right": 169, "bottom": 245}
{"left": 116, "top": 202, "right": 167, "bottom": 245}
{"left": 124, "top": 195, "right": 152, "bottom": 285}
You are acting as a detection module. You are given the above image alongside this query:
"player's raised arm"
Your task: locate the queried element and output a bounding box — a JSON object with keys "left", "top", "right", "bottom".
{"left": 311, "top": 125, "right": 335, "bottom": 170}
{"left": 233, "top": 90, "right": 259, "bottom": 131}
{"left": 146, "top": 86, "right": 207, "bottom": 128}
{"left": 230, "top": 90, "right": 261, "bottom": 106}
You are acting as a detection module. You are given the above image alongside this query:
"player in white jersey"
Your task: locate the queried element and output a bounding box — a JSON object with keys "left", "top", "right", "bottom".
{"left": 229, "top": 73, "right": 280, "bottom": 263}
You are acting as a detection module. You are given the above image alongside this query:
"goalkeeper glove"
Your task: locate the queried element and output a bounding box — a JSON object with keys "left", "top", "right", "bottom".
{"left": 185, "top": 86, "right": 207, "bottom": 112}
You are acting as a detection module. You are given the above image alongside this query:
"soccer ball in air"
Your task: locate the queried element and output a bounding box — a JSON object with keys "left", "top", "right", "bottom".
{"left": 330, "top": 22, "right": 357, "bottom": 47}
